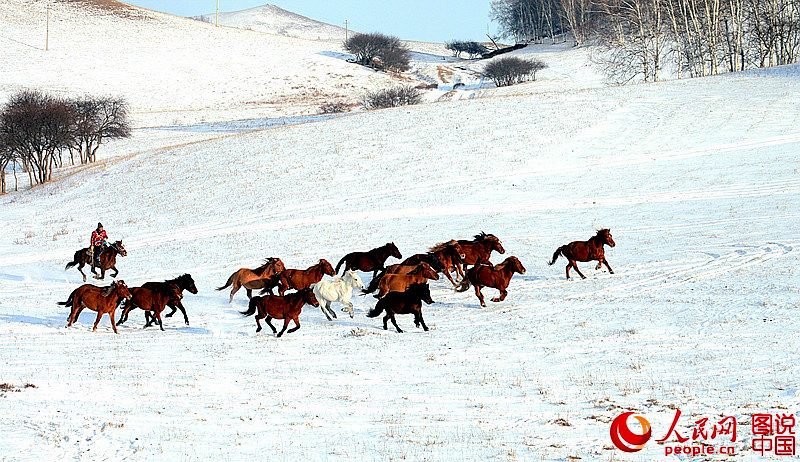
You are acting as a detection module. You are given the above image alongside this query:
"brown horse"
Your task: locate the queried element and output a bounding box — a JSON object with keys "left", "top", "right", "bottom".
{"left": 60, "top": 280, "right": 133, "bottom": 333}
{"left": 362, "top": 258, "right": 444, "bottom": 294}
{"left": 117, "top": 284, "right": 183, "bottom": 331}
{"left": 456, "top": 233, "right": 505, "bottom": 277}
{"left": 375, "top": 262, "right": 440, "bottom": 299}
{"left": 241, "top": 288, "right": 319, "bottom": 336}
{"left": 217, "top": 258, "right": 285, "bottom": 303}
{"left": 549, "top": 229, "right": 616, "bottom": 279}
{"left": 367, "top": 283, "right": 434, "bottom": 333}
{"left": 455, "top": 256, "right": 526, "bottom": 307}
{"left": 142, "top": 274, "right": 198, "bottom": 325}
{"left": 276, "top": 259, "right": 335, "bottom": 296}
{"left": 335, "top": 242, "right": 402, "bottom": 278}
{"left": 65, "top": 240, "right": 127, "bottom": 282}
{"left": 403, "top": 240, "right": 465, "bottom": 286}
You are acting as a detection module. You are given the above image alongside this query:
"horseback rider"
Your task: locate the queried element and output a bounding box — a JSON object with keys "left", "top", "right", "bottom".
{"left": 90, "top": 222, "right": 108, "bottom": 269}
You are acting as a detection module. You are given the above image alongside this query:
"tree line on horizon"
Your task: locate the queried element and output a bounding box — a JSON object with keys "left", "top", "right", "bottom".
{"left": 491, "top": 0, "right": 800, "bottom": 82}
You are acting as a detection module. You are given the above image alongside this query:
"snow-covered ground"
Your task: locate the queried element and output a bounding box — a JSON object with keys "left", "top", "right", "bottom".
{"left": 1, "top": 1, "right": 800, "bottom": 461}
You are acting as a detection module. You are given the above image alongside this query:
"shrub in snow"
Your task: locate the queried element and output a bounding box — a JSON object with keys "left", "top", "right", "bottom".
{"left": 344, "top": 32, "right": 411, "bottom": 72}
{"left": 483, "top": 56, "right": 547, "bottom": 86}
{"left": 361, "top": 85, "right": 422, "bottom": 110}
{"left": 319, "top": 101, "right": 349, "bottom": 114}
{"left": 446, "top": 40, "right": 489, "bottom": 59}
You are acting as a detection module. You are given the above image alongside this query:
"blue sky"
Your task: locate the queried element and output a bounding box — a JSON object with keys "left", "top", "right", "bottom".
{"left": 126, "top": 1, "right": 496, "bottom": 43}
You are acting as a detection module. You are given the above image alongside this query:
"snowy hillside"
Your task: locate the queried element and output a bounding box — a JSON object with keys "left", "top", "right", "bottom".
{"left": 0, "top": 0, "right": 403, "bottom": 127}
{"left": 194, "top": 4, "right": 348, "bottom": 42}
{"left": 2, "top": 32, "right": 800, "bottom": 458}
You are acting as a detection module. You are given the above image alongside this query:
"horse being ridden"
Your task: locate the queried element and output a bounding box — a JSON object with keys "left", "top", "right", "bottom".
{"left": 456, "top": 232, "right": 505, "bottom": 277}
{"left": 367, "top": 283, "right": 434, "bottom": 333}
{"left": 65, "top": 240, "right": 127, "bottom": 282}
{"left": 549, "top": 229, "right": 616, "bottom": 279}
{"left": 455, "top": 256, "right": 526, "bottom": 307}
{"left": 60, "top": 280, "right": 132, "bottom": 334}
{"left": 217, "top": 258, "right": 285, "bottom": 303}
{"left": 118, "top": 284, "right": 183, "bottom": 331}
{"left": 275, "top": 259, "right": 335, "bottom": 296}
{"left": 335, "top": 242, "right": 402, "bottom": 278}
{"left": 312, "top": 270, "right": 365, "bottom": 320}
{"left": 241, "top": 288, "right": 319, "bottom": 336}
{"left": 141, "top": 274, "right": 198, "bottom": 325}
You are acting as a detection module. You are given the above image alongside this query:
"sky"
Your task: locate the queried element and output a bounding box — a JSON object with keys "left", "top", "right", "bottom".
{"left": 125, "top": 1, "right": 496, "bottom": 43}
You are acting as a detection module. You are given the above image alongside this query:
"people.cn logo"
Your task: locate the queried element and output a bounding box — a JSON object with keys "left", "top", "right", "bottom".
{"left": 610, "top": 412, "right": 652, "bottom": 452}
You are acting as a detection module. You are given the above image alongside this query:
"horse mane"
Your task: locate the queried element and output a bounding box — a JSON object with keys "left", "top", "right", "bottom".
{"left": 151, "top": 283, "right": 179, "bottom": 297}
{"left": 102, "top": 284, "right": 115, "bottom": 296}
{"left": 494, "top": 257, "right": 515, "bottom": 270}
{"left": 164, "top": 274, "right": 191, "bottom": 285}
{"left": 473, "top": 232, "right": 497, "bottom": 242}
{"left": 428, "top": 240, "right": 455, "bottom": 253}
{"left": 253, "top": 258, "right": 278, "bottom": 276}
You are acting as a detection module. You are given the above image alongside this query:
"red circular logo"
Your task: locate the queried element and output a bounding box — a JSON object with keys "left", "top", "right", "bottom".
{"left": 610, "top": 412, "right": 652, "bottom": 452}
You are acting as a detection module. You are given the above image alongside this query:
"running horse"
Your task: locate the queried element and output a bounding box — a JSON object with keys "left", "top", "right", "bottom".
{"left": 65, "top": 240, "right": 127, "bottom": 282}
{"left": 404, "top": 240, "right": 465, "bottom": 286}
{"left": 117, "top": 284, "right": 183, "bottom": 331}
{"left": 59, "top": 280, "right": 133, "bottom": 334}
{"left": 455, "top": 256, "right": 526, "bottom": 307}
{"left": 217, "top": 258, "right": 285, "bottom": 303}
{"left": 335, "top": 242, "right": 402, "bottom": 278}
{"left": 367, "top": 283, "right": 434, "bottom": 333}
{"left": 142, "top": 274, "right": 198, "bottom": 325}
{"left": 456, "top": 233, "right": 505, "bottom": 278}
{"left": 274, "top": 259, "right": 335, "bottom": 296}
{"left": 549, "top": 229, "right": 616, "bottom": 279}
{"left": 241, "top": 288, "right": 320, "bottom": 336}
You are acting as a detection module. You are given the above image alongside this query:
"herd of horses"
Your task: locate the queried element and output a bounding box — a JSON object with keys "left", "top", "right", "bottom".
{"left": 59, "top": 229, "right": 617, "bottom": 336}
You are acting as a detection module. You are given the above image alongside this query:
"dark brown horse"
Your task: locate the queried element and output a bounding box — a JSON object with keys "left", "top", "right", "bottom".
{"left": 65, "top": 240, "right": 127, "bottom": 282}
{"left": 375, "top": 262, "right": 440, "bottom": 299}
{"left": 455, "top": 256, "right": 526, "bottom": 307}
{"left": 142, "top": 274, "right": 198, "bottom": 325}
{"left": 367, "top": 283, "right": 434, "bottom": 333}
{"left": 276, "top": 259, "right": 335, "bottom": 296}
{"left": 362, "top": 259, "right": 444, "bottom": 294}
{"left": 217, "top": 258, "right": 285, "bottom": 302}
{"left": 403, "top": 240, "right": 465, "bottom": 286}
{"left": 241, "top": 288, "right": 319, "bottom": 336}
{"left": 60, "top": 280, "right": 133, "bottom": 333}
{"left": 335, "top": 242, "right": 402, "bottom": 278}
{"left": 549, "top": 229, "right": 616, "bottom": 279}
{"left": 118, "top": 284, "right": 183, "bottom": 331}
{"left": 456, "top": 233, "right": 505, "bottom": 277}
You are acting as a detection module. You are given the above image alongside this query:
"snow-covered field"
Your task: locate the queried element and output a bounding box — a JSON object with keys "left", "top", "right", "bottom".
{"left": 2, "top": 1, "right": 800, "bottom": 461}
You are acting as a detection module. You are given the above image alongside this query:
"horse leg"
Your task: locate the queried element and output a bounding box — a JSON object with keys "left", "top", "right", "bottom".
{"left": 276, "top": 318, "right": 290, "bottom": 337}
{"left": 229, "top": 281, "right": 239, "bottom": 303}
{"left": 596, "top": 260, "right": 603, "bottom": 270}
{"left": 265, "top": 316, "right": 277, "bottom": 334}
{"left": 78, "top": 262, "right": 87, "bottom": 282}
{"left": 319, "top": 301, "right": 332, "bottom": 321}
{"left": 66, "top": 306, "right": 79, "bottom": 327}
{"left": 473, "top": 285, "right": 487, "bottom": 307}
{"left": 443, "top": 269, "right": 457, "bottom": 287}
{"left": 92, "top": 311, "right": 103, "bottom": 332}
{"left": 344, "top": 302, "right": 354, "bottom": 318}
{"left": 415, "top": 311, "right": 429, "bottom": 331}
{"left": 246, "top": 288, "right": 252, "bottom": 299}
{"left": 571, "top": 261, "right": 587, "bottom": 279}
{"left": 388, "top": 312, "right": 403, "bottom": 333}
{"left": 109, "top": 310, "right": 119, "bottom": 335}
{"left": 492, "top": 289, "right": 508, "bottom": 303}
{"left": 382, "top": 313, "right": 390, "bottom": 330}
{"left": 286, "top": 317, "right": 301, "bottom": 334}
{"left": 111, "top": 265, "right": 119, "bottom": 278}
{"left": 603, "top": 258, "right": 614, "bottom": 274}
{"left": 156, "top": 310, "right": 164, "bottom": 332}
{"left": 178, "top": 303, "right": 189, "bottom": 325}
{"left": 327, "top": 301, "right": 338, "bottom": 319}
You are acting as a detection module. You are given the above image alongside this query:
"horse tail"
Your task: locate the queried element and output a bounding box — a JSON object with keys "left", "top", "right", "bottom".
{"left": 65, "top": 252, "right": 79, "bottom": 270}
{"left": 58, "top": 288, "right": 77, "bottom": 307}
{"left": 549, "top": 245, "right": 566, "bottom": 266}
{"left": 362, "top": 269, "right": 385, "bottom": 294}
{"left": 335, "top": 255, "right": 348, "bottom": 274}
{"left": 217, "top": 273, "right": 235, "bottom": 291}
{"left": 454, "top": 276, "right": 471, "bottom": 293}
{"left": 366, "top": 300, "right": 384, "bottom": 318}
{"left": 241, "top": 297, "right": 259, "bottom": 317}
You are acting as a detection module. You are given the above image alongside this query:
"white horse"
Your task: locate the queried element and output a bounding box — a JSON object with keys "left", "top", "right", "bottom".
{"left": 311, "top": 270, "right": 365, "bottom": 320}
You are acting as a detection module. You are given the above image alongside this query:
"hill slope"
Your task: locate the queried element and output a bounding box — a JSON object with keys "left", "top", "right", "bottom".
{"left": 0, "top": 60, "right": 799, "bottom": 460}
{"left": 194, "top": 4, "right": 348, "bottom": 41}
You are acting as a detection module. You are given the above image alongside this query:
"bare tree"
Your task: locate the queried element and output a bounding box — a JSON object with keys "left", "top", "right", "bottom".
{"left": 0, "top": 90, "right": 74, "bottom": 186}
{"left": 344, "top": 32, "right": 411, "bottom": 72}
{"left": 70, "top": 96, "right": 131, "bottom": 164}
